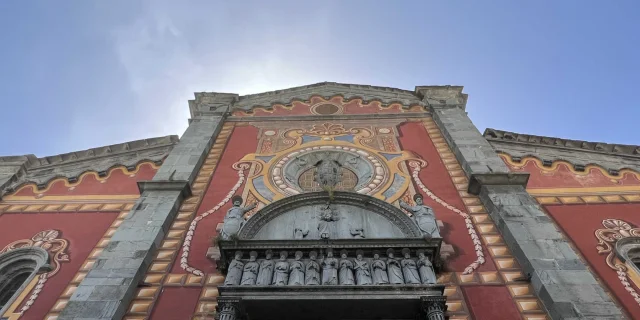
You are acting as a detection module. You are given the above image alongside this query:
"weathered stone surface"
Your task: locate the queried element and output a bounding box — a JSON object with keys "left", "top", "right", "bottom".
{"left": 480, "top": 185, "right": 623, "bottom": 319}
{"left": 429, "top": 97, "right": 623, "bottom": 319}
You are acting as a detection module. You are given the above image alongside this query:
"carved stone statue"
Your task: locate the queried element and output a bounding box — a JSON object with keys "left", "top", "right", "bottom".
{"left": 399, "top": 194, "right": 440, "bottom": 239}
{"left": 305, "top": 251, "right": 321, "bottom": 285}
{"left": 273, "top": 251, "right": 289, "bottom": 286}
{"left": 371, "top": 252, "right": 389, "bottom": 285}
{"left": 256, "top": 250, "right": 274, "bottom": 285}
{"left": 221, "top": 195, "right": 257, "bottom": 240}
{"left": 386, "top": 249, "right": 404, "bottom": 284}
{"left": 294, "top": 215, "right": 309, "bottom": 239}
{"left": 314, "top": 152, "right": 343, "bottom": 190}
{"left": 401, "top": 248, "right": 421, "bottom": 284}
{"left": 224, "top": 251, "right": 244, "bottom": 286}
{"left": 321, "top": 249, "right": 338, "bottom": 285}
{"left": 417, "top": 250, "right": 437, "bottom": 284}
{"left": 317, "top": 203, "right": 339, "bottom": 239}
{"left": 240, "top": 251, "right": 259, "bottom": 285}
{"left": 349, "top": 218, "right": 365, "bottom": 238}
{"left": 354, "top": 250, "right": 372, "bottom": 285}
{"left": 339, "top": 250, "right": 355, "bottom": 285}
{"left": 288, "top": 251, "right": 305, "bottom": 285}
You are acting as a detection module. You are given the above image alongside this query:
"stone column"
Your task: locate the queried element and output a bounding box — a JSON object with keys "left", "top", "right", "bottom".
{"left": 416, "top": 86, "right": 623, "bottom": 319}
{"left": 58, "top": 93, "right": 236, "bottom": 320}
{"left": 421, "top": 296, "right": 446, "bottom": 320}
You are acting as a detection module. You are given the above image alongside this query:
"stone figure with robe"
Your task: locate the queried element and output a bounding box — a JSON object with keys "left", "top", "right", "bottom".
{"left": 221, "top": 195, "right": 257, "bottom": 240}
{"left": 321, "top": 249, "right": 339, "bottom": 285}
{"left": 293, "top": 214, "right": 309, "bottom": 239}
{"left": 256, "top": 250, "right": 274, "bottom": 285}
{"left": 417, "top": 250, "right": 437, "bottom": 284}
{"left": 354, "top": 250, "right": 372, "bottom": 285}
{"left": 305, "top": 251, "right": 321, "bottom": 285}
{"left": 339, "top": 250, "right": 355, "bottom": 285}
{"left": 371, "top": 252, "right": 389, "bottom": 285}
{"left": 240, "top": 251, "right": 259, "bottom": 285}
{"left": 386, "top": 249, "right": 404, "bottom": 284}
{"left": 273, "top": 251, "right": 290, "bottom": 286}
{"left": 399, "top": 194, "right": 440, "bottom": 238}
{"left": 401, "top": 248, "right": 421, "bottom": 284}
{"left": 317, "top": 203, "right": 339, "bottom": 239}
{"left": 288, "top": 251, "right": 305, "bottom": 285}
{"left": 224, "top": 251, "right": 244, "bottom": 285}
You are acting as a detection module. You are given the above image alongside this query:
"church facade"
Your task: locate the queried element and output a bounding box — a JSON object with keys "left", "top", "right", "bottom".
{"left": 0, "top": 82, "right": 638, "bottom": 319}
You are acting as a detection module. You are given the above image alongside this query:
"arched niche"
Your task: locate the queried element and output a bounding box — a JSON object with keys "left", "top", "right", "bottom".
{"left": 616, "top": 237, "right": 640, "bottom": 279}
{"left": 238, "top": 191, "right": 422, "bottom": 240}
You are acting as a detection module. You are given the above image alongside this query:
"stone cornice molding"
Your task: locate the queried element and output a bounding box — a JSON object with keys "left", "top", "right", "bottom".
{"left": 485, "top": 128, "right": 640, "bottom": 173}
{"left": 485, "top": 128, "right": 640, "bottom": 158}
{"left": 190, "top": 82, "right": 474, "bottom": 116}
{"left": 0, "top": 135, "right": 178, "bottom": 197}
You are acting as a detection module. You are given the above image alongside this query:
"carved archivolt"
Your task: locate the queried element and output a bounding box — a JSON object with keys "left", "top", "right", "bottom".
{"left": 595, "top": 219, "right": 640, "bottom": 306}
{"left": 238, "top": 192, "right": 422, "bottom": 240}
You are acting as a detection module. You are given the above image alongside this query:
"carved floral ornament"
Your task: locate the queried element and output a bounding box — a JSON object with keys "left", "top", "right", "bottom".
{"left": 0, "top": 230, "right": 69, "bottom": 317}
{"left": 595, "top": 219, "right": 640, "bottom": 306}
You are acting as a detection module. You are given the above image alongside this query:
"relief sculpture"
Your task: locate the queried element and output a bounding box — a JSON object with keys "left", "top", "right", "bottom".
{"left": 322, "top": 249, "right": 339, "bottom": 285}
{"left": 288, "top": 251, "right": 305, "bottom": 285}
{"left": 305, "top": 251, "right": 321, "bottom": 285}
{"left": 339, "top": 250, "right": 355, "bottom": 285}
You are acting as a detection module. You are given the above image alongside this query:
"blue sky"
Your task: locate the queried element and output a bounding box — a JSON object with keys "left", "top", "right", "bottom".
{"left": 0, "top": 1, "right": 638, "bottom": 156}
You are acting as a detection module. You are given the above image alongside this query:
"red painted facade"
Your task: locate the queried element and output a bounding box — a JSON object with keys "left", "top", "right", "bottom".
{"left": 0, "top": 162, "right": 156, "bottom": 319}
{"left": 502, "top": 154, "right": 640, "bottom": 318}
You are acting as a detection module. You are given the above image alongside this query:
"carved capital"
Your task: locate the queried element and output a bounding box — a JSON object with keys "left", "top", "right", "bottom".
{"left": 421, "top": 296, "right": 447, "bottom": 320}
{"left": 215, "top": 297, "right": 242, "bottom": 320}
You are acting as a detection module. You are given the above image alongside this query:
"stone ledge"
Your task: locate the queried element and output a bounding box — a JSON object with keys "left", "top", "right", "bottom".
{"left": 468, "top": 172, "right": 530, "bottom": 195}
{"left": 136, "top": 180, "right": 192, "bottom": 199}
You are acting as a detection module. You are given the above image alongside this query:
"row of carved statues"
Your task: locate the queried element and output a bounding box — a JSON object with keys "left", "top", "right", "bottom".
{"left": 223, "top": 248, "right": 437, "bottom": 286}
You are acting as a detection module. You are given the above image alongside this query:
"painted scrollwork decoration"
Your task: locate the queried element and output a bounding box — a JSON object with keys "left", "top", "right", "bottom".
{"left": 0, "top": 230, "right": 70, "bottom": 316}
{"left": 595, "top": 219, "right": 640, "bottom": 305}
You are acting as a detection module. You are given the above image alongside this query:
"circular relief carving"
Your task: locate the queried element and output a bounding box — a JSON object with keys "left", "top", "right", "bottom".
{"left": 270, "top": 146, "right": 389, "bottom": 196}
{"left": 298, "top": 167, "right": 358, "bottom": 192}
{"left": 311, "top": 103, "right": 342, "bottom": 115}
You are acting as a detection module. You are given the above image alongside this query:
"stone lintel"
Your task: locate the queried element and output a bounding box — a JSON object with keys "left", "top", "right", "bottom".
{"left": 468, "top": 172, "right": 530, "bottom": 195}
{"left": 137, "top": 180, "right": 192, "bottom": 199}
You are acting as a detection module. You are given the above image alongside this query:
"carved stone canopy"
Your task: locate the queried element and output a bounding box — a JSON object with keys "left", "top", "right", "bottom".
{"left": 238, "top": 192, "right": 423, "bottom": 240}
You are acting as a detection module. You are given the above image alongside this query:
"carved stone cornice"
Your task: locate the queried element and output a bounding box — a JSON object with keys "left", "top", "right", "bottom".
{"left": 190, "top": 82, "right": 430, "bottom": 116}
{"left": 0, "top": 135, "right": 178, "bottom": 197}
{"left": 485, "top": 128, "right": 640, "bottom": 157}
{"left": 484, "top": 128, "right": 640, "bottom": 173}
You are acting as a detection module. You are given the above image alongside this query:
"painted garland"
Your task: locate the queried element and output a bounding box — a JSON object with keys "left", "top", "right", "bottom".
{"left": 180, "top": 163, "right": 250, "bottom": 276}
{"left": 408, "top": 160, "right": 485, "bottom": 274}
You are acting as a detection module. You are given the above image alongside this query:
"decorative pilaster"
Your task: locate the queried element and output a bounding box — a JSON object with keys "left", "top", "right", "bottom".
{"left": 421, "top": 296, "right": 447, "bottom": 320}
{"left": 58, "top": 96, "right": 233, "bottom": 320}
{"left": 416, "top": 85, "right": 623, "bottom": 319}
